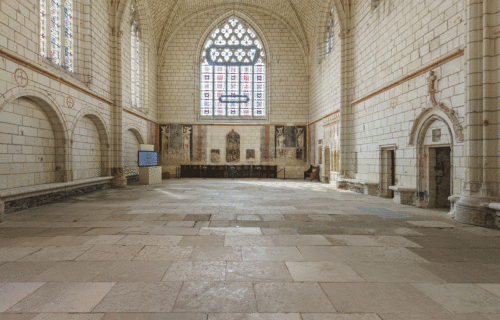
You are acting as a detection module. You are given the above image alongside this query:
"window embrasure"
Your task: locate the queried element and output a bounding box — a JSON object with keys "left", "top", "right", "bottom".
{"left": 40, "top": 0, "right": 74, "bottom": 71}
{"left": 325, "top": 4, "right": 335, "bottom": 56}
{"left": 131, "top": 3, "right": 141, "bottom": 109}
{"left": 200, "top": 17, "right": 266, "bottom": 118}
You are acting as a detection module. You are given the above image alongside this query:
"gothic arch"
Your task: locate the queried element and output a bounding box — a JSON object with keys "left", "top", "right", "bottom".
{"left": 158, "top": 5, "right": 307, "bottom": 62}
{"left": 0, "top": 88, "right": 71, "bottom": 182}
{"left": 124, "top": 126, "right": 145, "bottom": 145}
{"left": 70, "top": 109, "right": 111, "bottom": 177}
{"left": 409, "top": 107, "right": 464, "bottom": 146}
{"left": 313, "top": 0, "right": 348, "bottom": 50}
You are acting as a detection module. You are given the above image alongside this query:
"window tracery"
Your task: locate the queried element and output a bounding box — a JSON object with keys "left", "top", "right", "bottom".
{"left": 325, "top": 4, "right": 335, "bottom": 56}
{"left": 131, "top": 3, "right": 140, "bottom": 109}
{"left": 40, "top": 0, "right": 73, "bottom": 72}
{"left": 201, "top": 17, "right": 266, "bottom": 118}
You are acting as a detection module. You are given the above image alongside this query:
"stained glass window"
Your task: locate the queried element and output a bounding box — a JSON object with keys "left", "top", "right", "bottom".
{"left": 50, "top": 0, "right": 61, "bottom": 65}
{"left": 40, "top": 0, "right": 47, "bottom": 57}
{"left": 64, "top": 0, "right": 73, "bottom": 72}
{"left": 325, "top": 5, "right": 335, "bottom": 56}
{"left": 40, "top": 0, "right": 73, "bottom": 71}
{"left": 201, "top": 17, "right": 266, "bottom": 118}
{"left": 131, "top": 4, "right": 140, "bottom": 108}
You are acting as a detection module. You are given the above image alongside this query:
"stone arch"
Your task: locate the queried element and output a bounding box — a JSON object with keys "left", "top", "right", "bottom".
{"left": 122, "top": 126, "right": 144, "bottom": 177}
{"left": 70, "top": 109, "right": 111, "bottom": 179}
{"left": 159, "top": 6, "right": 307, "bottom": 61}
{"left": 409, "top": 107, "right": 464, "bottom": 146}
{"left": 123, "top": 126, "right": 145, "bottom": 145}
{"left": 314, "top": 0, "right": 345, "bottom": 63}
{"left": 115, "top": 0, "right": 152, "bottom": 114}
{"left": 415, "top": 112, "right": 455, "bottom": 208}
{"left": 314, "top": 0, "right": 348, "bottom": 48}
{"left": 189, "top": 11, "right": 275, "bottom": 121}
{"left": 0, "top": 88, "right": 70, "bottom": 183}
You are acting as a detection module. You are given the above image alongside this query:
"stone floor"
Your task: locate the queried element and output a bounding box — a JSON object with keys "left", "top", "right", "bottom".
{"left": 1, "top": 179, "right": 500, "bottom": 320}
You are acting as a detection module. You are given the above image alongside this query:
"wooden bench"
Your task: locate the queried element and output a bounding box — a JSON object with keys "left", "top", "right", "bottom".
{"left": 304, "top": 165, "right": 320, "bottom": 182}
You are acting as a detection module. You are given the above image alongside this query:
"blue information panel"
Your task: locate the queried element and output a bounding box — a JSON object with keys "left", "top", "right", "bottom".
{"left": 138, "top": 151, "right": 158, "bottom": 167}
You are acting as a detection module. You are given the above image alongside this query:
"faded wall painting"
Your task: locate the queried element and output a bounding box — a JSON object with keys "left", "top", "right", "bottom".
{"left": 246, "top": 149, "right": 256, "bottom": 162}
{"left": 275, "top": 126, "right": 306, "bottom": 161}
{"left": 211, "top": 149, "right": 220, "bottom": 163}
{"left": 226, "top": 129, "right": 240, "bottom": 162}
{"left": 160, "top": 124, "right": 192, "bottom": 165}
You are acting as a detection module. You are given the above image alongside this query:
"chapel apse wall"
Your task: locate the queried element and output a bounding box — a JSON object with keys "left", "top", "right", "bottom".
{"left": 157, "top": 8, "right": 310, "bottom": 178}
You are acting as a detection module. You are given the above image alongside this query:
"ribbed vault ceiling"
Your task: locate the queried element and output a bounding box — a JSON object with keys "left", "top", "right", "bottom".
{"left": 143, "top": 0, "right": 347, "bottom": 52}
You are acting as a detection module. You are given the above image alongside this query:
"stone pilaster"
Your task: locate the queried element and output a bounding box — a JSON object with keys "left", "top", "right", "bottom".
{"left": 454, "top": 0, "right": 499, "bottom": 228}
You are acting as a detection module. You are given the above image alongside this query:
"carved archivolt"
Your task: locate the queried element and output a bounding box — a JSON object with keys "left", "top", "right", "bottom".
{"left": 408, "top": 71, "right": 464, "bottom": 146}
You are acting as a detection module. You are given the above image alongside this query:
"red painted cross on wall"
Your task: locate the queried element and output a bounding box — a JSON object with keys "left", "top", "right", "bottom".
{"left": 14, "top": 68, "right": 29, "bottom": 87}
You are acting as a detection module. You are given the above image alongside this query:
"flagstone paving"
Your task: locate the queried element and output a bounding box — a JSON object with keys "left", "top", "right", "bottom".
{"left": 0, "top": 179, "right": 499, "bottom": 319}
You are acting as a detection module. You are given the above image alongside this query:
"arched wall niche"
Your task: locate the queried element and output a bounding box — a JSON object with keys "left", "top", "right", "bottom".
{"left": 70, "top": 110, "right": 111, "bottom": 180}
{"left": 122, "top": 127, "right": 144, "bottom": 177}
{"left": 0, "top": 90, "right": 70, "bottom": 185}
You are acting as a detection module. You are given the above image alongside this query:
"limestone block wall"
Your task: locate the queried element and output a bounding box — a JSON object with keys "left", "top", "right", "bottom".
{"left": 160, "top": 124, "right": 308, "bottom": 179}
{"left": 72, "top": 116, "right": 102, "bottom": 180}
{"left": 308, "top": 6, "right": 342, "bottom": 122}
{"left": 0, "top": 98, "right": 56, "bottom": 189}
{"left": 350, "top": 57, "right": 466, "bottom": 197}
{"left": 158, "top": 7, "right": 308, "bottom": 124}
{"left": 122, "top": 111, "right": 149, "bottom": 177}
{"left": 123, "top": 129, "right": 141, "bottom": 177}
{"left": 120, "top": 2, "right": 158, "bottom": 121}
{"left": 349, "top": 0, "right": 465, "bottom": 100}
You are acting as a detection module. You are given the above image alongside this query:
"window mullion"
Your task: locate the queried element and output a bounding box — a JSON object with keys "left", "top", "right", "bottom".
{"left": 60, "top": 1, "right": 65, "bottom": 68}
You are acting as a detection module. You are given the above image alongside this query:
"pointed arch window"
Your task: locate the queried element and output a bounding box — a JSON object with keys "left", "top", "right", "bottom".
{"left": 325, "top": 4, "right": 335, "bottom": 56}
{"left": 131, "top": 3, "right": 140, "bottom": 109}
{"left": 200, "top": 17, "right": 266, "bottom": 118}
{"left": 40, "top": 0, "right": 73, "bottom": 71}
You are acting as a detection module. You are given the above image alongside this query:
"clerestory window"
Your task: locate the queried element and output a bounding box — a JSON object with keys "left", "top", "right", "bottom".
{"left": 40, "top": 0, "right": 74, "bottom": 72}
{"left": 200, "top": 17, "right": 266, "bottom": 118}
{"left": 325, "top": 4, "right": 335, "bottom": 56}
{"left": 131, "top": 3, "right": 140, "bottom": 109}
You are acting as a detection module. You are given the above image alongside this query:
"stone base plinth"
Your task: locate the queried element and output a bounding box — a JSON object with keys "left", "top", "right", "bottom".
{"left": 0, "top": 200, "right": 4, "bottom": 223}
{"left": 389, "top": 186, "right": 416, "bottom": 205}
{"left": 139, "top": 166, "right": 162, "bottom": 185}
{"left": 454, "top": 195, "right": 498, "bottom": 229}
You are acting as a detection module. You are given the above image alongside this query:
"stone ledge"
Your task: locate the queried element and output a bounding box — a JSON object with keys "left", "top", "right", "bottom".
{"left": 0, "top": 177, "right": 114, "bottom": 202}
{"left": 389, "top": 186, "right": 417, "bottom": 192}
{"left": 489, "top": 203, "right": 500, "bottom": 212}
{"left": 338, "top": 178, "right": 379, "bottom": 196}
{"left": 389, "top": 186, "right": 416, "bottom": 205}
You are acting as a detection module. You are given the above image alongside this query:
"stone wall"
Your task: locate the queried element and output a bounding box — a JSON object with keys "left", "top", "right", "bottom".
{"left": 72, "top": 116, "right": 103, "bottom": 180}
{"left": 160, "top": 124, "right": 307, "bottom": 179}
{"left": 0, "top": 98, "right": 57, "bottom": 189}
{"left": 158, "top": 8, "right": 308, "bottom": 124}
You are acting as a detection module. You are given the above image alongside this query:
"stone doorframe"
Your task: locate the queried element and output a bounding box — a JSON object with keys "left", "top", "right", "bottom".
{"left": 380, "top": 146, "right": 396, "bottom": 198}
{"left": 416, "top": 115, "right": 454, "bottom": 208}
